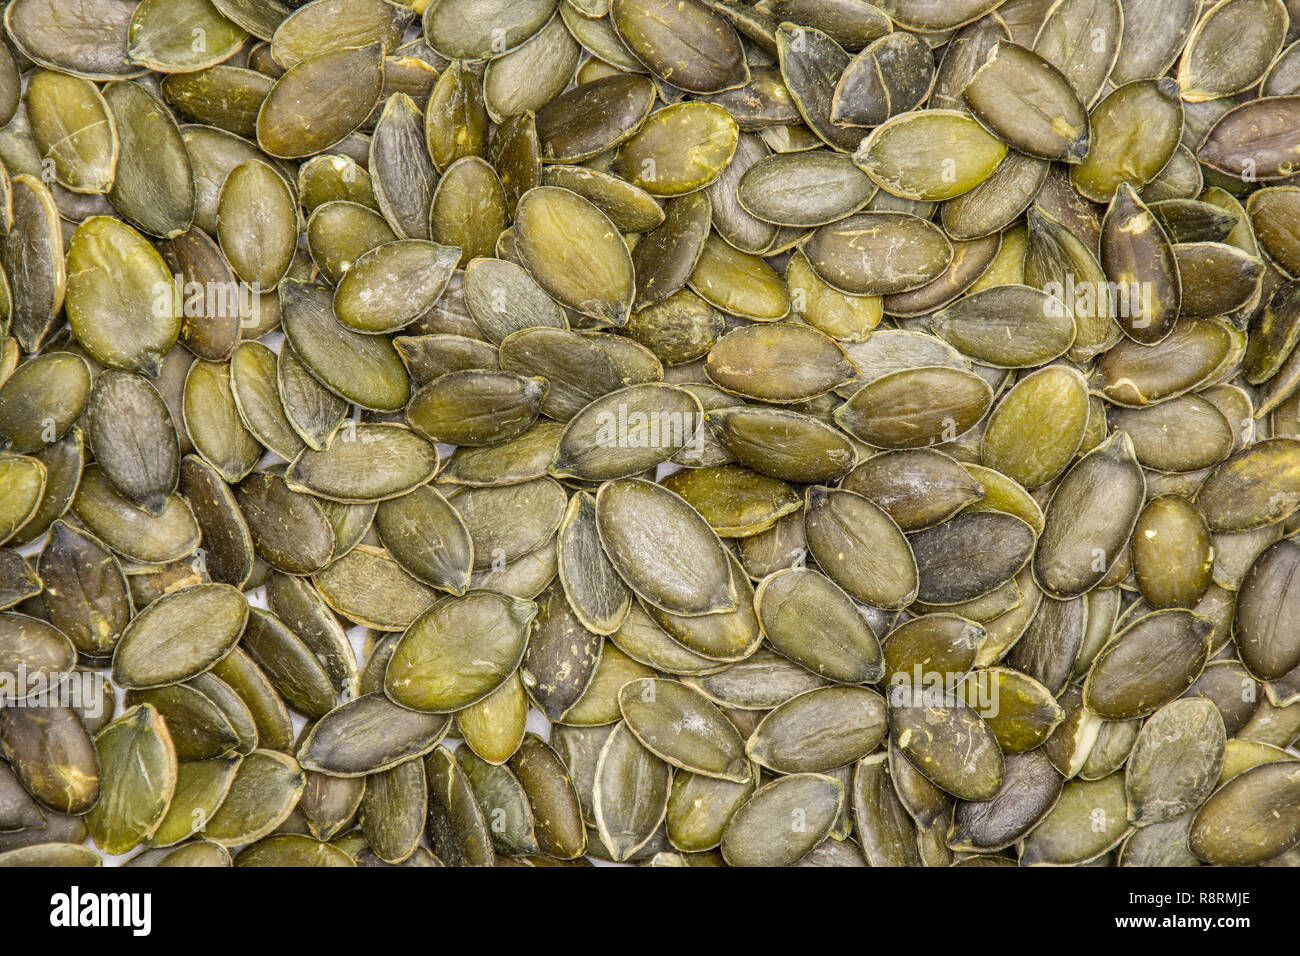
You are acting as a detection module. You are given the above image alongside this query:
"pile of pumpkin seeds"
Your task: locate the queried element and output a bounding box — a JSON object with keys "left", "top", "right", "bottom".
{"left": 1, "top": 0, "right": 1300, "bottom": 869}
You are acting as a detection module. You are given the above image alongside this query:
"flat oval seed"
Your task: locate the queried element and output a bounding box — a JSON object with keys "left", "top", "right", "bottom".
{"left": 1196, "top": 439, "right": 1300, "bottom": 533}
{"left": 611, "top": 0, "right": 748, "bottom": 93}
{"left": 803, "top": 212, "right": 953, "bottom": 295}
{"left": 618, "top": 678, "right": 749, "bottom": 782}
{"left": 593, "top": 721, "right": 671, "bottom": 862}
{"left": 230, "top": 342, "right": 305, "bottom": 462}
{"left": 748, "top": 686, "right": 887, "bottom": 774}
{"left": 1034, "top": 430, "right": 1145, "bottom": 599}
{"left": 1131, "top": 495, "right": 1213, "bottom": 611}
{"left": 286, "top": 424, "right": 438, "bottom": 503}
{"left": 1125, "top": 698, "right": 1225, "bottom": 826}
{"left": 375, "top": 485, "right": 474, "bottom": 595}
{"left": 689, "top": 235, "right": 791, "bottom": 321}
{"left": 930, "top": 285, "right": 1075, "bottom": 368}
{"left": 1198, "top": 96, "right": 1300, "bottom": 181}
{"left": 855, "top": 110, "right": 1007, "bottom": 202}
{"left": 103, "top": 80, "right": 194, "bottom": 239}
{"left": 982, "top": 365, "right": 1089, "bottom": 489}
{"left": 183, "top": 360, "right": 262, "bottom": 484}
{"left": 514, "top": 186, "right": 635, "bottom": 326}
{"left": 297, "top": 693, "right": 449, "bottom": 777}
{"left": 804, "top": 486, "right": 918, "bottom": 609}
{"left": 720, "top": 772, "right": 843, "bottom": 867}
{"left": 909, "top": 512, "right": 1035, "bottom": 606}
{"left": 1070, "top": 79, "right": 1183, "bottom": 203}
{"left": 407, "top": 371, "right": 546, "bottom": 447}
{"left": 834, "top": 366, "right": 991, "bottom": 449}
{"left": 888, "top": 692, "right": 1004, "bottom": 801}
{"left": 79, "top": 709, "right": 167, "bottom": 859}
{"left": 256, "top": 44, "right": 383, "bottom": 159}
{"left": 27, "top": 69, "right": 118, "bottom": 194}
{"left": 4, "top": 0, "right": 141, "bottom": 79}
{"left": 1189, "top": 761, "right": 1300, "bottom": 864}
{"left": 384, "top": 590, "right": 537, "bottom": 712}
{"left": 127, "top": 0, "right": 247, "bottom": 72}
{"left": 1084, "top": 609, "right": 1214, "bottom": 720}
{"left": 706, "top": 406, "right": 856, "bottom": 485}
{"left": 707, "top": 324, "right": 853, "bottom": 403}
{"left": 72, "top": 466, "right": 200, "bottom": 565}
{"left": 618, "top": 102, "right": 738, "bottom": 197}
{"left": 66, "top": 216, "right": 180, "bottom": 376}
{"left": 202, "top": 749, "right": 305, "bottom": 846}
{"left": 535, "top": 75, "right": 657, "bottom": 164}
{"left": 551, "top": 383, "right": 701, "bottom": 480}
{"left": 949, "top": 749, "right": 1063, "bottom": 852}
{"left": 557, "top": 492, "right": 632, "bottom": 635}
{"left": 216, "top": 161, "right": 297, "bottom": 290}
{"left": 736, "top": 151, "right": 875, "bottom": 228}
{"left": 596, "top": 478, "right": 737, "bottom": 616}
{"left": 112, "top": 583, "right": 249, "bottom": 689}
{"left": 37, "top": 521, "right": 132, "bottom": 658}
{"left": 280, "top": 280, "right": 411, "bottom": 412}
{"left": 0, "top": 352, "right": 90, "bottom": 455}
{"left": 235, "top": 472, "right": 334, "bottom": 575}
{"left": 1179, "top": 0, "right": 1288, "bottom": 101}
{"left": 422, "top": 0, "right": 556, "bottom": 61}
{"left": 962, "top": 41, "right": 1088, "bottom": 161}
{"left": 843, "top": 448, "right": 985, "bottom": 531}
{"left": 1235, "top": 538, "right": 1300, "bottom": 681}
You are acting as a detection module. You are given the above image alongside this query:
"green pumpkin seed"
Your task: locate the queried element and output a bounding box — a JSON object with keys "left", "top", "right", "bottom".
{"left": 375, "top": 485, "right": 474, "bottom": 595}
{"left": 216, "top": 161, "right": 297, "bottom": 290}
{"left": 1034, "top": 430, "right": 1145, "bottom": 599}
{"left": 1084, "top": 609, "right": 1214, "bottom": 720}
{"left": 112, "top": 582, "right": 248, "bottom": 688}
{"left": 464, "top": 257, "right": 567, "bottom": 344}
{"left": 592, "top": 721, "right": 672, "bottom": 862}
{"left": 384, "top": 590, "right": 535, "bottom": 712}
{"left": 1131, "top": 495, "right": 1213, "bottom": 611}
{"left": 949, "top": 748, "right": 1062, "bottom": 852}
{"left": 1071, "top": 79, "right": 1183, "bottom": 203}
{"left": 720, "top": 772, "right": 843, "bottom": 866}
{"left": 611, "top": 0, "right": 748, "bottom": 93}
{"left": 408, "top": 370, "right": 546, "bottom": 446}
{"left": 72, "top": 466, "right": 200, "bottom": 565}
{"left": 257, "top": 44, "right": 384, "bottom": 159}
{"left": 240, "top": 608, "right": 335, "bottom": 720}
{"left": 66, "top": 216, "right": 180, "bottom": 375}
{"left": 1196, "top": 438, "right": 1300, "bottom": 532}
{"left": 1190, "top": 761, "right": 1300, "bottom": 864}
{"left": 128, "top": 0, "right": 247, "bottom": 73}
{"left": 230, "top": 342, "right": 306, "bottom": 461}
{"left": 802, "top": 212, "right": 953, "bottom": 295}
{"left": 535, "top": 75, "right": 657, "bottom": 163}
{"left": 514, "top": 186, "right": 635, "bottom": 325}
{"left": 962, "top": 41, "right": 1088, "bottom": 161}
{"left": 297, "top": 693, "right": 448, "bottom": 777}
{"left": 855, "top": 110, "right": 1007, "bottom": 202}
{"left": 183, "top": 360, "right": 262, "bottom": 483}
{"left": 103, "top": 80, "right": 194, "bottom": 239}
{"left": 619, "top": 677, "right": 749, "bottom": 782}
{"left": 178, "top": 455, "right": 254, "bottom": 589}
{"left": 596, "top": 477, "right": 738, "bottom": 616}
{"left": 27, "top": 69, "right": 118, "bottom": 194}
{"left": 85, "top": 705, "right": 177, "bottom": 855}
{"left": 0, "top": 352, "right": 90, "bottom": 455}
{"left": 804, "top": 485, "right": 919, "bottom": 609}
